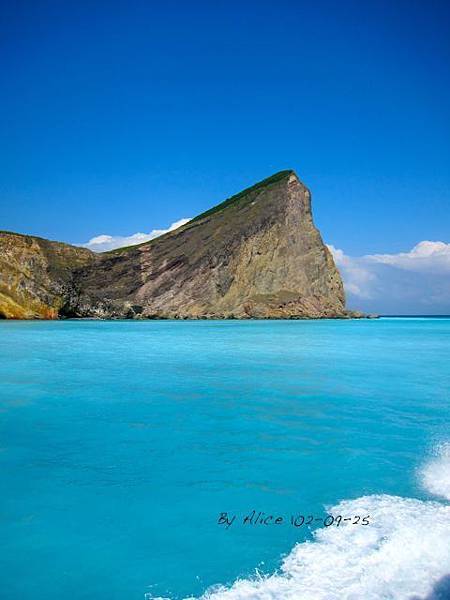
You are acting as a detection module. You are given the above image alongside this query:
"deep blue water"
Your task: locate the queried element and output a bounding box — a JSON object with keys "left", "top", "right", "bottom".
{"left": 0, "top": 318, "right": 449, "bottom": 599}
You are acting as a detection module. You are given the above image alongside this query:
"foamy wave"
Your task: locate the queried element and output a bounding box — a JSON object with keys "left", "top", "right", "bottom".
{"left": 147, "top": 449, "right": 450, "bottom": 600}
{"left": 421, "top": 443, "right": 450, "bottom": 501}
{"left": 192, "top": 447, "right": 450, "bottom": 600}
{"left": 194, "top": 494, "right": 450, "bottom": 600}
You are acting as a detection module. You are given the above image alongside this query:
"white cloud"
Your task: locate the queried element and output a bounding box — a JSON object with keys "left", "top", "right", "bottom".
{"left": 327, "top": 244, "right": 377, "bottom": 299}
{"left": 328, "top": 241, "right": 450, "bottom": 314}
{"left": 79, "top": 218, "right": 191, "bottom": 252}
{"left": 368, "top": 241, "right": 450, "bottom": 274}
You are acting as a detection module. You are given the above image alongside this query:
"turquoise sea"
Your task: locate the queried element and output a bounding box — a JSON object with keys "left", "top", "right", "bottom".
{"left": 1, "top": 318, "right": 449, "bottom": 600}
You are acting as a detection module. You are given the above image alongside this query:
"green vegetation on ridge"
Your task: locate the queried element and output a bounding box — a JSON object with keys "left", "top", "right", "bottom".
{"left": 108, "top": 170, "right": 294, "bottom": 254}
{"left": 188, "top": 169, "right": 294, "bottom": 225}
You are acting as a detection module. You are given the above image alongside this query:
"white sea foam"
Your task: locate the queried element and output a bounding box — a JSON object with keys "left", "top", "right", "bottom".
{"left": 188, "top": 447, "right": 450, "bottom": 600}
{"left": 421, "top": 443, "right": 450, "bottom": 502}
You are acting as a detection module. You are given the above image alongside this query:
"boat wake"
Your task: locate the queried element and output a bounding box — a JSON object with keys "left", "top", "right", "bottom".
{"left": 189, "top": 444, "right": 450, "bottom": 600}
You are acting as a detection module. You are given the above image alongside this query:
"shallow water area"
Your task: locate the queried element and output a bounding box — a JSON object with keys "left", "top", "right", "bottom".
{"left": 0, "top": 318, "right": 449, "bottom": 599}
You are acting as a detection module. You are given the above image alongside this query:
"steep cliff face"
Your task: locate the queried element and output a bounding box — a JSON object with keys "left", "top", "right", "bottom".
{"left": 0, "top": 170, "right": 353, "bottom": 319}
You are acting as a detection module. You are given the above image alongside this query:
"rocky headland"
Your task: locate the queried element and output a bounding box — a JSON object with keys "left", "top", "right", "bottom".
{"left": 0, "top": 170, "right": 361, "bottom": 319}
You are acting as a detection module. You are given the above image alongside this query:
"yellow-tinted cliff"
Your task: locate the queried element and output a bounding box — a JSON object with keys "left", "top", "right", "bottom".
{"left": 0, "top": 232, "right": 94, "bottom": 319}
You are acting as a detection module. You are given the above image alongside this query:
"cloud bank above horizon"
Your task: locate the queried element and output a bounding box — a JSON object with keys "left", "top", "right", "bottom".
{"left": 79, "top": 218, "right": 191, "bottom": 252}
{"left": 78, "top": 225, "right": 450, "bottom": 314}
{"left": 328, "top": 241, "right": 450, "bottom": 315}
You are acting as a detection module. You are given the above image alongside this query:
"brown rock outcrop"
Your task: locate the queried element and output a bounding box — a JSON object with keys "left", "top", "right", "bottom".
{"left": 0, "top": 170, "right": 355, "bottom": 319}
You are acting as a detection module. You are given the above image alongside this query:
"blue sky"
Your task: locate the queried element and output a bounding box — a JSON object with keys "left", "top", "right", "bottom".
{"left": 1, "top": 1, "right": 449, "bottom": 313}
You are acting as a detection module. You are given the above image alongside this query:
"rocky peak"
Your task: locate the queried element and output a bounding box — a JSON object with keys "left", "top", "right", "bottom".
{"left": 0, "top": 171, "right": 355, "bottom": 319}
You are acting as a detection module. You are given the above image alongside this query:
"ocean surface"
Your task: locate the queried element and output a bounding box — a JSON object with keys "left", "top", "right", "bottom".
{"left": 1, "top": 318, "right": 449, "bottom": 600}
